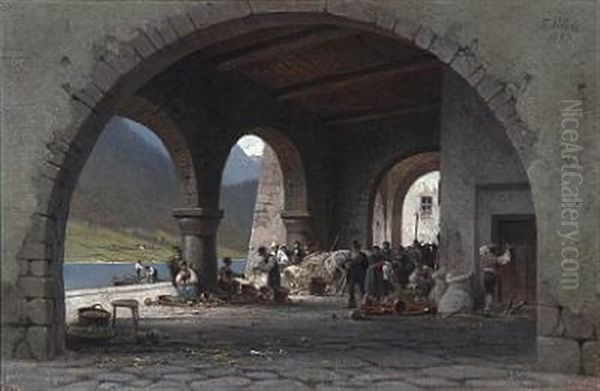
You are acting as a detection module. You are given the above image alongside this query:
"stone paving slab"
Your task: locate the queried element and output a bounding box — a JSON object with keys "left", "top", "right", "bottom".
{"left": 2, "top": 297, "right": 598, "bottom": 390}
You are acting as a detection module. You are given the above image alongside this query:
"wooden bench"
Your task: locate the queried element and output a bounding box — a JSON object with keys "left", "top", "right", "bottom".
{"left": 111, "top": 299, "right": 139, "bottom": 335}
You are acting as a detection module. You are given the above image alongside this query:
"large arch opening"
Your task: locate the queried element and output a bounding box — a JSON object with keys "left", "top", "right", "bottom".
{"left": 62, "top": 115, "right": 190, "bottom": 324}
{"left": 217, "top": 129, "right": 311, "bottom": 278}
{"left": 12, "top": 9, "right": 545, "bottom": 371}
{"left": 217, "top": 135, "right": 264, "bottom": 261}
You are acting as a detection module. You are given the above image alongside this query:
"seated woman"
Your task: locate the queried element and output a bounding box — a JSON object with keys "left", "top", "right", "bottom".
{"left": 174, "top": 262, "right": 199, "bottom": 300}
{"left": 218, "top": 257, "right": 240, "bottom": 295}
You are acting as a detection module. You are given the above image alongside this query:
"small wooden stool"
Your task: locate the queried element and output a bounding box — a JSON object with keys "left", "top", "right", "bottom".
{"left": 111, "top": 299, "right": 139, "bottom": 335}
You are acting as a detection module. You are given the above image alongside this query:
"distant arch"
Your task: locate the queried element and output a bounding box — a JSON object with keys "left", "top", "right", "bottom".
{"left": 370, "top": 151, "right": 440, "bottom": 247}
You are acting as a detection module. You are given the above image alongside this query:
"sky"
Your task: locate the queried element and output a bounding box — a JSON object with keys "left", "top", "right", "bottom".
{"left": 236, "top": 135, "right": 264, "bottom": 156}
{"left": 122, "top": 117, "right": 265, "bottom": 157}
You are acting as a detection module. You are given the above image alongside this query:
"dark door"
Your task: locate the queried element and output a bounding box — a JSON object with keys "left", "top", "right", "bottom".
{"left": 492, "top": 215, "right": 536, "bottom": 303}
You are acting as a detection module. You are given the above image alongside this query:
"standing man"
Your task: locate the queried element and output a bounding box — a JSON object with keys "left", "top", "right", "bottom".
{"left": 406, "top": 240, "right": 423, "bottom": 266}
{"left": 364, "top": 245, "right": 386, "bottom": 304}
{"left": 480, "top": 243, "right": 512, "bottom": 316}
{"left": 254, "top": 246, "right": 281, "bottom": 294}
{"left": 134, "top": 261, "right": 144, "bottom": 281}
{"left": 276, "top": 244, "right": 290, "bottom": 266}
{"left": 343, "top": 240, "right": 369, "bottom": 308}
{"left": 382, "top": 241, "right": 393, "bottom": 262}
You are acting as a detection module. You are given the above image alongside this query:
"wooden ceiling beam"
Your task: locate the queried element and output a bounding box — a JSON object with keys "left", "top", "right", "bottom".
{"left": 326, "top": 102, "right": 440, "bottom": 126}
{"left": 215, "top": 27, "right": 360, "bottom": 71}
{"left": 278, "top": 56, "right": 440, "bottom": 101}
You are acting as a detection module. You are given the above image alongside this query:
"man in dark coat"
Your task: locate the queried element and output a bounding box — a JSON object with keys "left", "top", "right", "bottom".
{"left": 364, "top": 245, "right": 386, "bottom": 303}
{"left": 382, "top": 241, "right": 393, "bottom": 262}
{"left": 343, "top": 240, "right": 369, "bottom": 308}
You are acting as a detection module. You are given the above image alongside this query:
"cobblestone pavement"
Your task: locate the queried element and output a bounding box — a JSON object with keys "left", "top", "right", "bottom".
{"left": 2, "top": 297, "right": 598, "bottom": 390}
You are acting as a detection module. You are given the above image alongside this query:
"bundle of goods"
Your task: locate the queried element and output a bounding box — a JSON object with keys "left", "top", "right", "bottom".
{"left": 282, "top": 250, "right": 349, "bottom": 295}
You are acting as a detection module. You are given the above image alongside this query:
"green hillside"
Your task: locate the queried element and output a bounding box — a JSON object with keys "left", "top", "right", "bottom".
{"left": 64, "top": 220, "right": 244, "bottom": 263}
{"left": 65, "top": 117, "right": 260, "bottom": 262}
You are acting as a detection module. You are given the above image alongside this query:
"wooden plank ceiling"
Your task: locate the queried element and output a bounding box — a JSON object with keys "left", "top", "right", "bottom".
{"left": 200, "top": 25, "right": 441, "bottom": 126}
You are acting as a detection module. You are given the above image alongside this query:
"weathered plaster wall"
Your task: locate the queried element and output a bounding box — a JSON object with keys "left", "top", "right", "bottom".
{"left": 440, "top": 70, "right": 530, "bottom": 275}
{"left": 476, "top": 185, "right": 534, "bottom": 247}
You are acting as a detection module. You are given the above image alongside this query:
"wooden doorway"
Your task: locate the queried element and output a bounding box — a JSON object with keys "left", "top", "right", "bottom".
{"left": 492, "top": 215, "right": 536, "bottom": 303}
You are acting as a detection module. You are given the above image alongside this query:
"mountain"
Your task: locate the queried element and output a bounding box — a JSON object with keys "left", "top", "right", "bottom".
{"left": 66, "top": 117, "right": 261, "bottom": 261}
{"left": 222, "top": 145, "right": 261, "bottom": 185}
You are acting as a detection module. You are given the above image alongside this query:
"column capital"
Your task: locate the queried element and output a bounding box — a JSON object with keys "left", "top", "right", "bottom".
{"left": 280, "top": 211, "right": 312, "bottom": 245}
{"left": 173, "top": 207, "right": 223, "bottom": 236}
{"left": 173, "top": 207, "right": 223, "bottom": 219}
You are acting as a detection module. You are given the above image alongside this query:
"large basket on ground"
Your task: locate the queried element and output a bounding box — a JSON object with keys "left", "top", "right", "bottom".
{"left": 77, "top": 304, "right": 111, "bottom": 327}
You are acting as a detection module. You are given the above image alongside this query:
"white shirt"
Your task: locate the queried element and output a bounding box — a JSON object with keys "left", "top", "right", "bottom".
{"left": 175, "top": 268, "right": 198, "bottom": 286}
{"left": 276, "top": 249, "right": 289, "bottom": 265}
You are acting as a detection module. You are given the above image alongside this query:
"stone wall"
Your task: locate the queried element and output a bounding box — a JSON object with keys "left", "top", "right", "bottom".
{"left": 439, "top": 70, "right": 598, "bottom": 375}
{"left": 439, "top": 70, "right": 531, "bottom": 276}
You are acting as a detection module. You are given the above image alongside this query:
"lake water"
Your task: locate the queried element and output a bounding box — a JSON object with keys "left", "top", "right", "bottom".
{"left": 64, "top": 260, "right": 247, "bottom": 290}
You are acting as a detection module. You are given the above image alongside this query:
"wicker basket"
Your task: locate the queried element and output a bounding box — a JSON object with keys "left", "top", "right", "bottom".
{"left": 77, "top": 304, "right": 111, "bottom": 327}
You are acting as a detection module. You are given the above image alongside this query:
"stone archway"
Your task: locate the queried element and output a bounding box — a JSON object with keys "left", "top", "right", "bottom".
{"left": 371, "top": 152, "right": 440, "bottom": 248}
{"left": 13, "top": 6, "right": 539, "bottom": 360}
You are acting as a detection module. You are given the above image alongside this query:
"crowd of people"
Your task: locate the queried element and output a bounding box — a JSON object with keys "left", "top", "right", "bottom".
{"left": 166, "top": 241, "right": 306, "bottom": 302}
{"left": 250, "top": 241, "right": 306, "bottom": 297}
{"left": 165, "top": 238, "right": 441, "bottom": 306}
{"left": 343, "top": 239, "right": 439, "bottom": 308}
{"left": 164, "top": 237, "right": 516, "bottom": 315}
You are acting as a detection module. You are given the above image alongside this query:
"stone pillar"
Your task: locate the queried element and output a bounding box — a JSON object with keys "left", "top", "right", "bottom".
{"left": 173, "top": 207, "right": 223, "bottom": 292}
{"left": 280, "top": 211, "right": 312, "bottom": 246}
{"left": 247, "top": 145, "right": 286, "bottom": 254}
